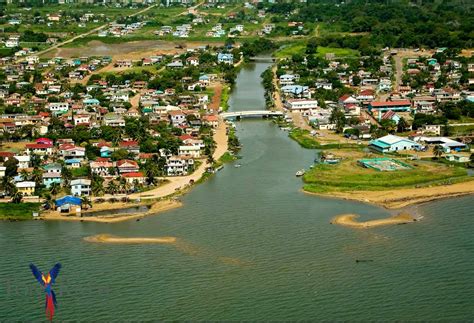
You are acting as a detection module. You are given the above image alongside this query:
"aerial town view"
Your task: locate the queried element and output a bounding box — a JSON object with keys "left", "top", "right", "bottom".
{"left": 0, "top": 0, "right": 473, "bottom": 320}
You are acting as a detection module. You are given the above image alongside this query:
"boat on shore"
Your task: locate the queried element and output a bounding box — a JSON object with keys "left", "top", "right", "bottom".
{"left": 296, "top": 169, "right": 305, "bottom": 177}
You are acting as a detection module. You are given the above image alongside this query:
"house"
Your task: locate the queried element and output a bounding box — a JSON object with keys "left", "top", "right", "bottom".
{"left": 169, "top": 110, "right": 187, "bottom": 126}
{"left": 356, "top": 89, "right": 375, "bottom": 103}
{"left": 368, "top": 100, "right": 412, "bottom": 120}
{"left": 16, "top": 181, "right": 36, "bottom": 196}
{"left": 422, "top": 125, "right": 442, "bottom": 136}
{"left": 26, "top": 143, "right": 53, "bottom": 156}
{"left": 202, "top": 115, "right": 219, "bottom": 128}
{"left": 117, "top": 159, "right": 140, "bottom": 174}
{"left": 186, "top": 56, "right": 199, "bottom": 66}
{"left": 445, "top": 154, "right": 470, "bottom": 163}
{"left": 14, "top": 155, "right": 30, "bottom": 169}
{"left": 281, "top": 85, "right": 310, "bottom": 98}
{"left": 90, "top": 159, "right": 115, "bottom": 176}
{"left": 54, "top": 195, "right": 82, "bottom": 213}
{"left": 339, "top": 95, "right": 359, "bottom": 107}
{"left": 70, "top": 179, "right": 91, "bottom": 197}
{"left": 178, "top": 145, "right": 201, "bottom": 158}
{"left": 65, "top": 159, "right": 82, "bottom": 168}
{"left": 47, "top": 102, "right": 69, "bottom": 115}
{"left": 166, "top": 156, "right": 193, "bottom": 176}
{"left": 217, "top": 53, "right": 234, "bottom": 64}
{"left": 60, "top": 145, "right": 86, "bottom": 161}
{"left": 381, "top": 110, "right": 401, "bottom": 124}
{"left": 42, "top": 172, "right": 62, "bottom": 188}
{"left": 121, "top": 172, "right": 146, "bottom": 185}
{"left": 369, "top": 135, "right": 421, "bottom": 153}
{"left": 119, "top": 141, "right": 140, "bottom": 155}
{"left": 279, "top": 74, "right": 299, "bottom": 86}
{"left": 284, "top": 99, "right": 318, "bottom": 112}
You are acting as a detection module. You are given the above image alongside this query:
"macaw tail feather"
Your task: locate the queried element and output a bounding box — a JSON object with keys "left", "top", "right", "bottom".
{"left": 51, "top": 290, "right": 57, "bottom": 307}
{"left": 45, "top": 294, "right": 55, "bottom": 321}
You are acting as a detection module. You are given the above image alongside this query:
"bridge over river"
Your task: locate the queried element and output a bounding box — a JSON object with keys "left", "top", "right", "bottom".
{"left": 221, "top": 110, "right": 284, "bottom": 120}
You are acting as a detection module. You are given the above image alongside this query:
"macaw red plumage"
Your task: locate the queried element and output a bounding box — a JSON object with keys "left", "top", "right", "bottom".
{"left": 30, "top": 263, "right": 62, "bottom": 321}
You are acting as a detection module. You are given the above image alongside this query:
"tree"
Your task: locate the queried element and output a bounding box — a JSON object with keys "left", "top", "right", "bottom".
{"left": 61, "top": 167, "right": 72, "bottom": 187}
{"left": 81, "top": 197, "right": 92, "bottom": 210}
{"left": 11, "top": 191, "right": 23, "bottom": 204}
{"left": 397, "top": 117, "right": 409, "bottom": 133}
{"left": 433, "top": 145, "right": 443, "bottom": 159}
{"left": 49, "top": 182, "right": 61, "bottom": 196}
{"left": 106, "top": 181, "right": 119, "bottom": 195}
{"left": 1, "top": 176, "right": 16, "bottom": 196}
{"left": 330, "top": 107, "right": 346, "bottom": 133}
{"left": 4, "top": 158, "right": 19, "bottom": 178}
{"left": 43, "top": 193, "right": 55, "bottom": 210}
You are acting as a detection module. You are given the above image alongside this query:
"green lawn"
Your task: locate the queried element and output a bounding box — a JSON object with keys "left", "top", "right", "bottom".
{"left": 289, "top": 128, "right": 361, "bottom": 150}
{"left": 303, "top": 157, "right": 469, "bottom": 194}
{"left": 0, "top": 203, "right": 41, "bottom": 220}
{"left": 274, "top": 42, "right": 359, "bottom": 59}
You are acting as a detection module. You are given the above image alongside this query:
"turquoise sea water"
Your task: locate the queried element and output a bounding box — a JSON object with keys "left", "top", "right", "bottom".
{"left": 0, "top": 62, "right": 472, "bottom": 320}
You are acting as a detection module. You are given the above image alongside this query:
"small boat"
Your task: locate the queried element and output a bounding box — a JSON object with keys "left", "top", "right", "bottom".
{"left": 295, "top": 169, "right": 305, "bottom": 177}
{"left": 234, "top": 164, "right": 241, "bottom": 168}
{"left": 216, "top": 165, "right": 224, "bottom": 171}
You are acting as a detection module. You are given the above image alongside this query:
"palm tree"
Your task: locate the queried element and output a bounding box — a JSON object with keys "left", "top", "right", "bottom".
{"left": 20, "top": 169, "right": 30, "bottom": 181}
{"left": 106, "top": 181, "right": 119, "bottom": 195}
{"left": 1, "top": 176, "right": 16, "bottom": 197}
{"left": 81, "top": 197, "right": 92, "bottom": 210}
{"left": 43, "top": 193, "right": 55, "bottom": 210}
{"left": 49, "top": 182, "right": 61, "bottom": 196}
{"left": 31, "top": 167, "right": 43, "bottom": 187}
{"left": 11, "top": 191, "right": 23, "bottom": 204}
{"left": 433, "top": 144, "right": 444, "bottom": 159}
{"left": 61, "top": 167, "right": 72, "bottom": 187}
{"left": 91, "top": 180, "right": 104, "bottom": 196}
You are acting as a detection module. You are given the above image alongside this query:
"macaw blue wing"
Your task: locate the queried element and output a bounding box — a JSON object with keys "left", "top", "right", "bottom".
{"left": 29, "top": 263, "right": 44, "bottom": 286}
{"left": 49, "top": 263, "right": 61, "bottom": 284}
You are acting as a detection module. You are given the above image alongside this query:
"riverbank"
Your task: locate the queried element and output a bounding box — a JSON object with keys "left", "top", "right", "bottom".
{"left": 41, "top": 199, "right": 182, "bottom": 223}
{"left": 331, "top": 212, "right": 415, "bottom": 228}
{"left": 309, "top": 179, "right": 474, "bottom": 209}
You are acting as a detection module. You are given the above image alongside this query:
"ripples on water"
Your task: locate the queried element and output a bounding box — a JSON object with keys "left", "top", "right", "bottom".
{"left": 0, "top": 62, "right": 473, "bottom": 320}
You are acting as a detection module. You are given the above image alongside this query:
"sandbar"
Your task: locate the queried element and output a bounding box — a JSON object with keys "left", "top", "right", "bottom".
{"left": 84, "top": 234, "right": 176, "bottom": 244}
{"left": 331, "top": 212, "right": 415, "bottom": 228}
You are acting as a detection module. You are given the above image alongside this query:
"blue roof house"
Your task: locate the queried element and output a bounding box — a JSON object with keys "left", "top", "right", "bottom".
{"left": 217, "top": 53, "right": 234, "bottom": 65}
{"left": 369, "top": 135, "right": 421, "bottom": 153}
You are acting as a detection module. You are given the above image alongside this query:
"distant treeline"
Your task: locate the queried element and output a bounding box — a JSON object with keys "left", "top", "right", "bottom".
{"left": 267, "top": 0, "right": 473, "bottom": 49}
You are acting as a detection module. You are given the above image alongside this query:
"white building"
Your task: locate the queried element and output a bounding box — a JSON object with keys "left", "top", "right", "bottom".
{"left": 284, "top": 99, "right": 319, "bottom": 112}
{"left": 70, "top": 179, "right": 91, "bottom": 197}
{"left": 178, "top": 145, "right": 201, "bottom": 158}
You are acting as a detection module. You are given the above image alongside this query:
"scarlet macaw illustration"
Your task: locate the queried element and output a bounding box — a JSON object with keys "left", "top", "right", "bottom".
{"left": 29, "top": 263, "right": 62, "bottom": 321}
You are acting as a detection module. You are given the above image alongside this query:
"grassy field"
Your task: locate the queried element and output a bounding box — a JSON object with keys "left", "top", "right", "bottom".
{"left": 289, "top": 128, "right": 362, "bottom": 150}
{"left": 0, "top": 203, "right": 41, "bottom": 220}
{"left": 220, "top": 85, "right": 231, "bottom": 111}
{"left": 303, "top": 153, "right": 469, "bottom": 194}
{"left": 274, "top": 42, "right": 359, "bottom": 59}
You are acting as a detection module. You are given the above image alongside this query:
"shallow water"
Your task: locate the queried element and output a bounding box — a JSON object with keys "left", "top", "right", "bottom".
{"left": 0, "top": 62, "right": 472, "bottom": 320}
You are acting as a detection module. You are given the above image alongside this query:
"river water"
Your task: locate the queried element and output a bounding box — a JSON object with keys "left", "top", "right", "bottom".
{"left": 0, "top": 62, "right": 473, "bottom": 321}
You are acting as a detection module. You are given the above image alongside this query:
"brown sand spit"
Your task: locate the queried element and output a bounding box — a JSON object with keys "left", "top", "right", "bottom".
{"left": 307, "top": 179, "right": 474, "bottom": 209}
{"left": 84, "top": 234, "right": 176, "bottom": 244}
{"left": 42, "top": 199, "right": 182, "bottom": 223}
{"left": 331, "top": 212, "right": 415, "bottom": 228}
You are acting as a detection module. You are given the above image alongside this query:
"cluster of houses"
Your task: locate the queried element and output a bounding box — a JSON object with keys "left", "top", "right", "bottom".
{"left": 98, "top": 22, "right": 147, "bottom": 38}
{"left": 277, "top": 48, "right": 473, "bottom": 134}
{"left": 155, "top": 24, "right": 193, "bottom": 38}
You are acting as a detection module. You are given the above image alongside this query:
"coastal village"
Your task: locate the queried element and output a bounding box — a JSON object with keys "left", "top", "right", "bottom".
{"left": 0, "top": 1, "right": 473, "bottom": 222}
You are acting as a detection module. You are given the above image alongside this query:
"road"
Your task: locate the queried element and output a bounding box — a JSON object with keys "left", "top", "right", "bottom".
{"left": 32, "top": 4, "right": 157, "bottom": 58}
{"left": 392, "top": 49, "right": 433, "bottom": 91}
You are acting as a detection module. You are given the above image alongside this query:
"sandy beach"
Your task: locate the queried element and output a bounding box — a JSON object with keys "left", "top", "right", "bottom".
{"left": 84, "top": 234, "right": 177, "bottom": 244}
{"left": 331, "top": 212, "right": 415, "bottom": 228}
{"left": 41, "top": 199, "right": 182, "bottom": 223}
{"left": 306, "top": 179, "right": 474, "bottom": 209}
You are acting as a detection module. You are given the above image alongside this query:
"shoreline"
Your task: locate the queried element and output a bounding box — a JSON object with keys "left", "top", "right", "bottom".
{"left": 41, "top": 199, "right": 182, "bottom": 223}
{"left": 303, "top": 179, "right": 474, "bottom": 210}
{"left": 331, "top": 213, "right": 416, "bottom": 228}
